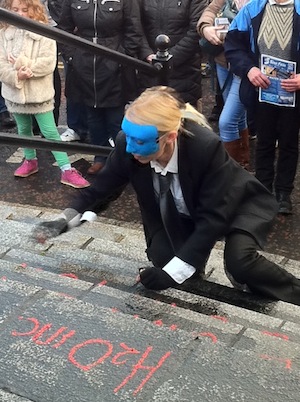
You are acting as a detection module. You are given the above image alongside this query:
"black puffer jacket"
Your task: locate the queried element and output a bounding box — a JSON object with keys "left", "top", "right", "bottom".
{"left": 58, "top": 0, "right": 142, "bottom": 108}
{"left": 139, "top": 0, "right": 208, "bottom": 105}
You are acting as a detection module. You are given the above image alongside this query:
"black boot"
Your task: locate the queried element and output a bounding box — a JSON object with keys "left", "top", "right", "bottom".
{"left": 0, "top": 111, "right": 15, "bottom": 129}
{"left": 276, "top": 192, "right": 292, "bottom": 215}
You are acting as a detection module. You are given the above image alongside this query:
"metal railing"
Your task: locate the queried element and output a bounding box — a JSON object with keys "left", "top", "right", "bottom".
{"left": 0, "top": 8, "right": 172, "bottom": 156}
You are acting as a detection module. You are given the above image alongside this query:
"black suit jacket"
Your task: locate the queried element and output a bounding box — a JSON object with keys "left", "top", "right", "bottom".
{"left": 70, "top": 120, "right": 278, "bottom": 269}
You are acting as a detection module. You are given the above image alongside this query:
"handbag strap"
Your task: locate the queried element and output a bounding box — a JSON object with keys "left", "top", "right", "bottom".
{"left": 220, "top": 71, "right": 232, "bottom": 93}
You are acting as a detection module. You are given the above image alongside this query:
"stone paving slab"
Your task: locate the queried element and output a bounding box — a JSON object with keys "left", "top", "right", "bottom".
{"left": 0, "top": 275, "right": 41, "bottom": 323}
{"left": 2, "top": 202, "right": 300, "bottom": 400}
{"left": 1, "top": 217, "right": 300, "bottom": 335}
{"left": 0, "top": 262, "right": 92, "bottom": 297}
{"left": 0, "top": 390, "right": 33, "bottom": 402}
{"left": 0, "top": 283, "right": 299, "bottom": 401}
{"left": 236, "top": 327, "right": 300, "bottom": 360}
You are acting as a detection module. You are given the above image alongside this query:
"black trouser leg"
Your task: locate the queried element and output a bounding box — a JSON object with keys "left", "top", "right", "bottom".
{"left": 146, "top": 228, "right": 174, "bottom": 269}
{"left": 255, "top": 102, "right": 300, "bottom": 194}
{"left": 224, "top": 232, "right": 300, "bottom": 305}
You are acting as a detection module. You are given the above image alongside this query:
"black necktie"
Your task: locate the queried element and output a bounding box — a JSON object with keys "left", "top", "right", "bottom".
{"left": 158, "top": 172, "right": 184, "bottom": 252}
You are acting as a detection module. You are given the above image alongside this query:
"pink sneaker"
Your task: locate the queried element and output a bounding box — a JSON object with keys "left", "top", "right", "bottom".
{"left": 14, "top": 159, "right": 38, "bottom": 177}
{"left": 61, "top": 168, "right": 90, "bottom": 189}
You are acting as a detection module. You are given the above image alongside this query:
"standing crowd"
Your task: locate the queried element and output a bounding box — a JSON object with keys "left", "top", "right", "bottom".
{"left": 1, "top": 0, "right": 300, "bottom": 303}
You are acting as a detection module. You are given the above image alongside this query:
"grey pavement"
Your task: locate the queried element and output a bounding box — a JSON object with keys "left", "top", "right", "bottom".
{"left": 1, "top": 201, "right": 300, "bottom": 401}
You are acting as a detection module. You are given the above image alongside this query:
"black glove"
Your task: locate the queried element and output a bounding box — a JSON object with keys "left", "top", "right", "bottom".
{"left": 32, "top": 218, "right": 68, "bottom": 243}
{"left": 139, "top": 266, "right": 177, "bottom": 290}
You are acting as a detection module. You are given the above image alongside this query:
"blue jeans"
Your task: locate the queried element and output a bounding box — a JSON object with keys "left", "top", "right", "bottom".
{"left": 86, "top": 105, "right": 124, "bottom": 164}
{"left": 216, "top": 63, "right": 247, "bottom": 142}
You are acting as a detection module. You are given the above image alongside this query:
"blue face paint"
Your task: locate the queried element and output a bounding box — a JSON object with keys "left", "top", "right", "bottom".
{"left": 121, "top": 117, "right": 160, "bottom": 156}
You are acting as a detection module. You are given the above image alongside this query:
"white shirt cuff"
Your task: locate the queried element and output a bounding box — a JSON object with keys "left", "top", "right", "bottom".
{"left": 80, "top": 211, "right": 97, "bottom": 223}
{"left": 163, "top": 256, "right": 196, "bottom": 284}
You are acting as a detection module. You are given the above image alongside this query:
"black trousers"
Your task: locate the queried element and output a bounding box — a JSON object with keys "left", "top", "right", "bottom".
{"left": 147, "top": 228, "right": 300, "bottom": 305}
{"left": 225, "top": 232, "right": 300, "bottom": 305}
{"left": 254, "top": 101, "right": 300, "bottom": 194}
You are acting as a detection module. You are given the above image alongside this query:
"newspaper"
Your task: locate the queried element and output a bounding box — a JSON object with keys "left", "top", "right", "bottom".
{"left": 259, "top": 54, "right": 296, "bottom": 107}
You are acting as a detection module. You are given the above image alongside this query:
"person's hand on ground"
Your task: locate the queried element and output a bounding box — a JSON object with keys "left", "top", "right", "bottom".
{"left": 32, "top": 218, "right": 68, "bottom": 243}
{"left": 138, "top": 266, "right": 177, "bottom": 290}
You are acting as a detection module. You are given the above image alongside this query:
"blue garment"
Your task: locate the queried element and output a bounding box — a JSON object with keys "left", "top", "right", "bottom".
{"left": 224, "top": 0, "right": 300, "bottom": 107}
{"left": 216, "top": 64, "right": 247, "bottom": 142}
{"left": 224, "top": 0, "right": 300, "bottom": 194}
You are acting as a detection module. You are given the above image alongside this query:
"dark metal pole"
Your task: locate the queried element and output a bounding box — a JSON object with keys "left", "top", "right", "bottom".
{"left": 0, "top": 133, "right": 111, "bottom": 156}
{"left": 0, "top": 8, "right": 157, "bottom": 75}
{"left": 151, "top": 34, "right": 173, "bottom": 86}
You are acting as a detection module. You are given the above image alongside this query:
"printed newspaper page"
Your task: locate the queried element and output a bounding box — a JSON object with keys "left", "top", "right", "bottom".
{"left": 259, "top": 54, "right": 296, "bottom": 107}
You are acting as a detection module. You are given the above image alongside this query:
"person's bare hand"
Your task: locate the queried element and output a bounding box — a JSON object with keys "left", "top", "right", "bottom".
{"left": 7, "top": 53, "right": 16, "bottom": 64}
{"left": 17, "top": 66, "right": 33, "bottom": 80}
{"left": 203, "top": 25, "right": 224, "bottom": 45}
{"left": 281, "top": 73, "right": 300, "bottom": 92}
{"left": 247, "top": 66, "right": 270, "bottom": 89}
{"left": 146, "top": 53, "right": 155, "bottom": 63}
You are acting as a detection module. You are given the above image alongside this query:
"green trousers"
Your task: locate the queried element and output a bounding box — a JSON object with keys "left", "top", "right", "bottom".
{"left": 14, "top": 111, "right": 70, "bottom": 168}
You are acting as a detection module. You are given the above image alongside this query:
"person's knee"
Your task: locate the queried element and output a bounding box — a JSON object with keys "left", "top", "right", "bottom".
{"left": 224, "top": 232, "right": 258, "bottom": 283}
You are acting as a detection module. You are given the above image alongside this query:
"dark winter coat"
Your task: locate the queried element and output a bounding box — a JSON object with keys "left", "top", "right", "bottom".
{"left": 138, "top": 0, "right": 208, "bottom": 105}
{"left": 58, "top": 0, "right": 142, "bottom": 108}
{"left": 70, "top": 120, "right": 278, "bottom": 272}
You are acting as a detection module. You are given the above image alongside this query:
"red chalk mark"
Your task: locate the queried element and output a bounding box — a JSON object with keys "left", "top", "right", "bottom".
{"left": 1, "top": 276, "right": 7, "bottom": 281}
{"left": 111, "top": 343, "right": 140, "bottom": 365}
{"left": 98, "top": 280, "right": 107, "bottom": 287}
{"left": 11, "top": 316, "right": 173, "bottom": 396}
{"left": 133, "top": 315, "right": 140, "bottom": 319}
{"left": 58, "top": 293, "right": 74, "bottom": 299}
{"left": 260, "top": 354, "right": 292, "bottom": 370}
{"left": 198, "top": 332, "right": 218, "bottom": 343}
{"left": 170, "top": 303, "right": 177, "bottom": 307}
{"left": 19, "top": 263, "right": 27, "bottom": 268}
{"left": 32, "top": 324, "right": 75, "bottom": 348}
{"left": 153, "top": 320, "right": 163, "bottom": 326}
{"left": 114, "top": 346, "right": 172, "bottom": 395}
{"left": 52, "top": 330, "right": 76, "bottom": 348}
{"left": 32, "top": 324, "right": 52, "bottom": 342}
{"left": 69, "top": 339, "right": 113, "bottom": 371}
{"left": 12, "top": 317, "right": 39, "bottom": 336}
{"left": 211, "top": 315, "right": 228, "bottom": 323}
{"left": 262, "top": 331, "right": 289, "bottom": 341}
{"left": 59, "top": 273, "right": 78, "bottom": 279}
{"left": 111, "top": 308, "right": 119, "bottom": 313}
{"left": 169, "top": 324, "right": 178, "bottom": 331}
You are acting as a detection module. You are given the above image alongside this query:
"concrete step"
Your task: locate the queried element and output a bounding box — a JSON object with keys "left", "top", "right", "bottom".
{"left": 0, "top": 261, "right": 300, "bottom": 401}
{"left": 1, "top": 201, "right": 300, "bottom": 338}
{"left": 1, "top": 201, "right": 300, "bottom": 400}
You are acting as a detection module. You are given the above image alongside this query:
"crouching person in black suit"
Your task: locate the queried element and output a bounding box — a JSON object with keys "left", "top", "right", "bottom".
{"left": 32, "top": 86, "right": 300, "bottom": 305}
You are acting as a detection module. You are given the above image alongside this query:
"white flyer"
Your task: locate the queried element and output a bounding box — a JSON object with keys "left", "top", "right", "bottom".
{"left": 259, "top": 54, "right": 296, "bottom": 107}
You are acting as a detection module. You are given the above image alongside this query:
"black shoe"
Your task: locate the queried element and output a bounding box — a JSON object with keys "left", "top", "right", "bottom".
{"left": 0, "top": 111, "right": 16, "bottom": 129}
{"left": 276, "top": 192, "right": 292, "bottom": 215}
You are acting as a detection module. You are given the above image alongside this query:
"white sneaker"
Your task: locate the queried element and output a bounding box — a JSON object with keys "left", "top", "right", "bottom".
{"left": 60, "top": 128, "right": 81, "bottom": 142}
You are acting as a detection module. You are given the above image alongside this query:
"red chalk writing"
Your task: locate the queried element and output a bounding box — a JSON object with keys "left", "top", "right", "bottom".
{"left": 211, "top": 315, "right": 228, "bottom": 323}
{"left": 198, "top": 332, "right": 218, "bottom": 344}
{"left": 114, "top": 346, "right": 171, "bottom": 395}
{"left": 69, "top": 338, "right": 114, "bottom": 371}
{"left": 262, "top": 331, "right": 289, "bottom": 341}
{"left": 11, "top": 316, "right": 172, "bottom": 395}
{"left": 260, "top": 354, "right": 292, "bottom": 370}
